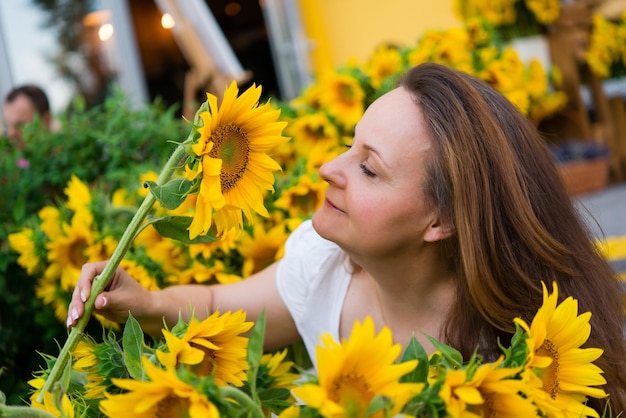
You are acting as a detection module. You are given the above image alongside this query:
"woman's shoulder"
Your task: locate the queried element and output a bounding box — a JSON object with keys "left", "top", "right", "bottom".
{"left": 284, "top": 219, "right": 340, "bottom": 256}
{"left": 278, "top": 219, "right": 348, "bottom": 286}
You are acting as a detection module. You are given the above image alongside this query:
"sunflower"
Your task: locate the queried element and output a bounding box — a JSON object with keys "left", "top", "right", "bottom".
{"left": 8, "top": 227, "right": 41, "bottom": 274}
{"left": 238, "top": 221, "right": 291, "bottom": 277}
{"left": 44, "top": 215, "right": 95, "bottom": 293}
{"left": 72, "top": 337, "right": 128, "bottom": 400}
{"left": 318, "top": 71, "right": 365, "bottom": 131}
{"left": 28, "top": 377, "right": 75, "bottom": 418}
{"left": 65, "top": 175, "right": 92, "bottom": 212}
{"left": 156, "top": 310, "right": 253, "bottom": 387}
{"left": 187, "top": 228, "right": 239, "bottom": 260}
{"left": 100, "top": 358, "right": 219, "bottom": 418}
{"left": 292, "top": 317, "right": 423, "bottom": 417}
{"left": 185, "top": 81, "right": 289, "bottom": 239}
{"left": 273, "top": 173, "right": 327, "bottom": 219}
{"left": 285, "top": 111, "right": 340, "bottom": 155}
{"left": 363, "top": 45, "right": 404, "bottom": 90}
{"left": 438, "top": 357, "right": 537, "bottom": 417}
{"left": 514, "top": 282, "right": 608, "bottom": 418}
{"left": 259, "top": 349, "right": 300, "bottom": 390}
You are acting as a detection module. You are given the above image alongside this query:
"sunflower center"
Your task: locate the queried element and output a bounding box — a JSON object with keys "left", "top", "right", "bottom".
{"left": 337, "top": 82, "right": 357, "bottom": 103}
{"left": 304, "top": 124, "right": 325, "bottom": 140}
{"left": 537, "top": 339, "right": 560, "bottom": 399}
{"left": 330, "top": 372, "right": 373, "bottom": 414}
{"left": 156, "top": 394, "right": 192, "bottom": 418}
{"left": 189, "top": 342, "right": 217, "bottom": 377}
{"left": 293, "top": 192, "right": 319, "bottom": 214}
{"left": 68, "top": 238, "right": 89, "bottom": 269}
{"left": 209, "top": 124, "right": 250, "bottom": 192}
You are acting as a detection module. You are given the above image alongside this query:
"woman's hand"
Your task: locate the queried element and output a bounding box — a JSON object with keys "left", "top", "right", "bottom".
{"left": 66, "top": 261, "right": 151, "bottom": 327}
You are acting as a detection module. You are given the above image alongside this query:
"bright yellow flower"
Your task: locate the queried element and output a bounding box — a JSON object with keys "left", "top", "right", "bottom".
{"left": 238, "top": 221, "right": 291, "bottom": 277}
{"left": 187, "top": 228, "right": 239, "bottom": 260}
{"left": 156, "top": 310, "right": 253, "bottom": 387}
{"left": 526, "top": 0, "right": 560, "bottom": 24}
{"left": 273, "top": 173, "right": 327, "bottom": 219}
{"left": 84, "top": 235, "right": 119, "bottom": 262}
{"left": 72, "top": 340, "right": 111, "bottom": 399}
{"left": 292, "top": 317, "right": 423, "bottom": 417}
{"left": 260, "top": 349, "right": 300, "bottom": 390}
{"left": 28, "top": 377, "right": 75, "bottom": 418}
{"left": 175, "top": 259, "right": 216, "bottom": 285}
{"left": 318, "top": 71, "right": 365, "bottom": 130}
{"left": 119, "top": 259, "right": 160, "bottom": 291}
{"left": 438, "top": 357, "right": 536, "bottom": 417}
{"left": 278, "top": 405, "right": 301, "bottom": 418}
{"left": 363, "top": 45, "right": 404, "bottom": 89}
{"left": 596, "top": 235, "right": 626, "bottom": 261}
{"left": 39, "top": 206, "right": 62, "bottom": 238}
{"left": 64, "top": 175, "right": 92, "bottom": 212}
{"left": 514, "top": 282, "right": 608, "bottom": 418}
{"left": 8, "top": 227, "right": 41, "bottom": 274}
{"left": 138, "top": 170, "right": 159, "bottom": 198}
{"left": 101, "top": 358, "right": 219, "bottom": 418}
{"left": 286, "top": 111, "right": 340, "bottom": 155}
{"left": 186, "top": 82, "right": 289, "bottom": 239}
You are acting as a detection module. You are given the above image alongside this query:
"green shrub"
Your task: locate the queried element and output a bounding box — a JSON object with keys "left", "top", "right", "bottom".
{"left": 0, "top": 90, "right": 185, "bottom": 403}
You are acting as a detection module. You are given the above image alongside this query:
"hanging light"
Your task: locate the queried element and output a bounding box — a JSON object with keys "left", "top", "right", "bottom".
{"left": 98, "top": 23, "right": 114, "bottom": 41}
{"left": 161, "top": 12, "right": 175, "bottom": 29}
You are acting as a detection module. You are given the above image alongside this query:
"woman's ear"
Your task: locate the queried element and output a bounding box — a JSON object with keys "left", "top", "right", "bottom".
{"left": 423, "top": 216, "right": 456, "bottom": 242}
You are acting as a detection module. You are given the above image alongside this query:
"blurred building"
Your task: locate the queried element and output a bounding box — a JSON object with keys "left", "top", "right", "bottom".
{"left": 0, "top": 0, "right": 458, "bottom": 118}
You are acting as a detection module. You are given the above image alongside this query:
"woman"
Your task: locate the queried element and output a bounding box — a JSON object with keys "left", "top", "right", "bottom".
{"left": 68, "top": 63, "right": 626, "bottom": 413}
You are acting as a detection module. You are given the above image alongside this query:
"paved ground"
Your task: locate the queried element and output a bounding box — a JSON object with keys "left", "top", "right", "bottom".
{"left": 576, "top": 181, "right": 626, "bottom": 275}
{"left": 576, "top": 181, "right": 626, "bottom": 238}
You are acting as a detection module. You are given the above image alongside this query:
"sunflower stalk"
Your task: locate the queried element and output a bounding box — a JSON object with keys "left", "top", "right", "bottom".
{"left": 0, "top": 404, "right": 58, "bottom": 417}
{"left": 219, "top": 387, "right": 265, "bottom": 418}
{"left": 37, "top": 129, "right": 196, "bottom": 401}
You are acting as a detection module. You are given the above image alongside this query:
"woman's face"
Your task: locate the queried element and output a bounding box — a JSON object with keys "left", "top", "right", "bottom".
{"left": 312, "top": 87, "right": 441, "bottom": 259}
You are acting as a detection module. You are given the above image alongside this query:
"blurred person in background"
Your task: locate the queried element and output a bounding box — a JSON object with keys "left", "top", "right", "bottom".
{"left": 2, "top": 84, "right": 52, "bottom": 150}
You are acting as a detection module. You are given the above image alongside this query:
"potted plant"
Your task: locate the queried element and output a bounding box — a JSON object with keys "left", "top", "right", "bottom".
{"left": 550, "top": 139, "right": 610, "bottom": 195}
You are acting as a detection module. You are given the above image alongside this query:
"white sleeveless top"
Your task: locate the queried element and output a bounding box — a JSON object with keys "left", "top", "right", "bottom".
{"left": 275, "top": 220, "right": 352, "bottom": 365}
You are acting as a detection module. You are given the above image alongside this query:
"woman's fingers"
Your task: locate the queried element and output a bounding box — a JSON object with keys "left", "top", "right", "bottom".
{"left": 67, "top": 261, "right": 109, "bottom": 328}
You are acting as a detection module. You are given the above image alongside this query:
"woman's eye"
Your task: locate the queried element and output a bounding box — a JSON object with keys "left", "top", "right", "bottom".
{"left": 360, "top": 163, "right": 375, "bottom": 177}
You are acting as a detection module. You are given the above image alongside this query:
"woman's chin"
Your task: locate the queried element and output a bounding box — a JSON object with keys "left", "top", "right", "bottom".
{"left": 311, "top": 210, "right": 336, "bottom": 240}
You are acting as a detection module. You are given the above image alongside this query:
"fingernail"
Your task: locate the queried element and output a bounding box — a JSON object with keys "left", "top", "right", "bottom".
{"left": 66, "top": 315, "right": 72, "bottom": 327}
{"left": 80, "top": 290, "right": 86, "bottom": 302}
{"left": 71, "top": 307, "right": 79, "bottom": 321}
{"left": 101, "top": 296, "right": 107, "bottom": 307}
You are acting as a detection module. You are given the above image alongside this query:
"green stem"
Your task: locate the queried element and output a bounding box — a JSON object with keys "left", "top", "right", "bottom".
{"left": 0, "top": 404, "right": 57, "bottom": 418}
{"left": 219, "top": 387, "right": 265, "bottom": 418}
{"left": 38, "top": 137, "right": 192, "bottom": 401}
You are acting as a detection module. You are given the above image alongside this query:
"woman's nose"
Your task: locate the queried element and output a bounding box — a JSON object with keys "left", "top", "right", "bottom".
{"left": 319, "top": 152, "right": 346, "bottom": 187}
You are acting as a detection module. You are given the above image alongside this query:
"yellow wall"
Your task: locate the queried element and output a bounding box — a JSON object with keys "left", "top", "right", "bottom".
{"left": 299, "top": 0, "right": 461, "bottom": 74}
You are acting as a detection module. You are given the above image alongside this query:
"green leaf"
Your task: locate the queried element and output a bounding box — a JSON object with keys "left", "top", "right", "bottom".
{"left": 427, "top": 335, "right": 464, "bottom": 369}
{"left": 257, "top": 388, "right": 292, "bottom": 414}
{"left": 122, "top": 313, "right": 146, "bottom": 380}
{"left": 400, "top": 336, "right": 429, "bottom": 383}
{"left": 151, "top": 216, "right": 217, "bottom": 244}
{"left": 365, "top": 395, "right": 392, "bottom": 416}
{"left": 145, "top": 178, "right": 192, "bottom": 210}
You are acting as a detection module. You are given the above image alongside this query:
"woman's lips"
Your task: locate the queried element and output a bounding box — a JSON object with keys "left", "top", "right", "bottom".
{"left": 325, "top": 197, "right": 345, "bottom": 213}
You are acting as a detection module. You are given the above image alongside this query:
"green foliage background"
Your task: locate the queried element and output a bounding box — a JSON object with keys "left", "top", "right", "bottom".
{"left": 0, "top": 91, "right": 185, "bottom": 404}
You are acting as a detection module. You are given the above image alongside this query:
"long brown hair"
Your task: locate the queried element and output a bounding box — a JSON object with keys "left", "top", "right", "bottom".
{"left": 400, "top": 62, "right": 626, "bottom": 414}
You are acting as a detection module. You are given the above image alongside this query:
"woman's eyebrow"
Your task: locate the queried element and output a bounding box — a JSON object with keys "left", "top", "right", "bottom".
{"left": 362, "top": 143, "right": 389, "bottom": 168}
